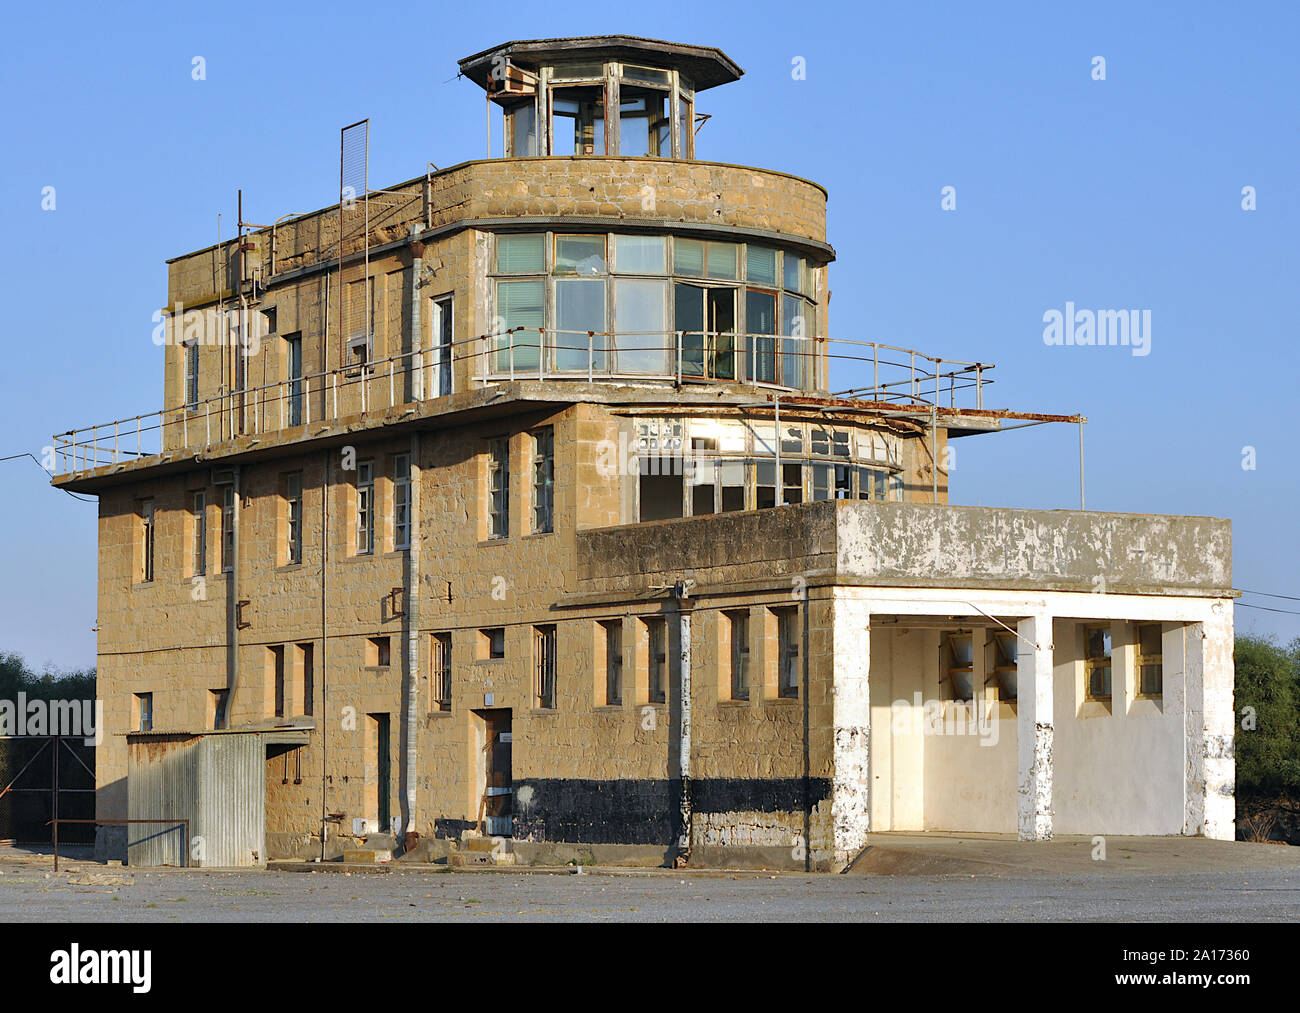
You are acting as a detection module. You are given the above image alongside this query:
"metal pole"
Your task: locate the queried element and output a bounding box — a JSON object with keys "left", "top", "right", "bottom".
{"left": 1079, "top": 420, "right": 1086, "bottom": 510}
{"left": 52, "top": 736, "right": 59, "bottom": 872}
{"left": 775, "top": 394, "right": 783, "bottom": 507}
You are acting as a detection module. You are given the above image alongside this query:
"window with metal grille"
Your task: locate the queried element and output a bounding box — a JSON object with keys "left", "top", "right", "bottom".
{"left": 432, "top": 633, "right": 452, "bottom": 712}
{"left": 488, "top": 438, "right": 510, "bottom": 539}
{"left": 285, "top": 473, "right": 302, "bottom": 564}
{"left": 393, "top": 454, "right": 411, "bottom": 549}
{"left": 1136, "top": 623, "right": 1163, "bottom": 698}
{"left": 775, "top": 607, "right": 800, "bottom": 698}
{"left": 356, "top": 460, "right": 374, "bottom": 554}
{"left": 140, "top": 500, "right": 155, "bottom": 583}
{"left": 728, "top": 610, "right": 750, "bottom": 701}
{"left": 1084, "top": 625, "right": 1113, "bottom": 700}
{"left": 191, "top": 491, "right": 206, "bottom": 576}
{"left": 601, "top": 620, "right": 622, "bottom": 706}
{"left": 532, "top": 428, "right": 554, "bottom": 533}
{"left": 222, "top": 487, "right": 235, "bottom": 572}
{"left": 185, "top": 341, "right": 199, "bottom": 409}
{"left": 646, "top": 617, "right": 667, "bottom": 704}
{"left": 534, "top": 625, "right": 557, "bottom": 709}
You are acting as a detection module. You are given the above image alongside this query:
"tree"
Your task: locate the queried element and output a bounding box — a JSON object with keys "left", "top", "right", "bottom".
{"left": 1234, "top": 635, "right": 1300, "bottom": 798}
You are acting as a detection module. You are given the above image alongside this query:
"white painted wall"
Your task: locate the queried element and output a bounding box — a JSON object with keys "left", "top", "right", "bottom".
{"left": 1051, "top": 620, "right": 1184, "bottom": 835}
{"left": 854, "top": 588, "right": 1234, "bottom": 839}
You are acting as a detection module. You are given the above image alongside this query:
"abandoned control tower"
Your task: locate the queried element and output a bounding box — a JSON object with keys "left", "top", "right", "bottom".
{"left": 52, "top": 36, "right": 1235, "bottom": 870}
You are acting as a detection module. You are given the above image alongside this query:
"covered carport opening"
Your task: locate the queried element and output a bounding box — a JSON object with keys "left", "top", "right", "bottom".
{"left": 867, "top": 613, "right": 1023, "bottom": 834}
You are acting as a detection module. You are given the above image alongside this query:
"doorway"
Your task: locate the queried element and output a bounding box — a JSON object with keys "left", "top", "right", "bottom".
{"left": 366, "top": 713, "right": 391, "bottom": 833}
{"left": 475, "top": 709, "right": 513, "bottom": 837}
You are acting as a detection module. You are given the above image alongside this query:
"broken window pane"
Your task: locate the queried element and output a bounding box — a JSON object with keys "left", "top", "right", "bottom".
{"left": 555, "top": 234, "right": 606, "bottom": 275}
{"left": 619, "top": 88, "right": 670, "bottom": 157}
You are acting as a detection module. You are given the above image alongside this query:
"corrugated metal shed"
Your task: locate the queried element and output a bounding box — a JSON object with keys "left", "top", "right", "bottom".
{"left": 126, "top": 724, "right": 310, "bottom": 868}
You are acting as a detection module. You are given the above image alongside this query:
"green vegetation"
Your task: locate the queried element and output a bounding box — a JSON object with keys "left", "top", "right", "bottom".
{"left": 0, "top": 651, "right": 95, "bottom": 703}
{"left": 1234, "top": 635, "right": 1300, "bottom": 798}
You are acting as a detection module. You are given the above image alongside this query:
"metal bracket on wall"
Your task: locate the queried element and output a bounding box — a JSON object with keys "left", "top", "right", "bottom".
{"left": 236, "top": 599, "right": 251, "bottom": 630}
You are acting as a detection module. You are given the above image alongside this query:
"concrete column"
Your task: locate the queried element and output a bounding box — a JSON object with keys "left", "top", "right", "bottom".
{"left": 1016, "top": 612, "right": 1054, "bottom": 841}
{"left": 829, "top": 592, "right": 871, "bottom": 869}
{"left": 1184, "top": 611, "right": 1236, "bottom": 840}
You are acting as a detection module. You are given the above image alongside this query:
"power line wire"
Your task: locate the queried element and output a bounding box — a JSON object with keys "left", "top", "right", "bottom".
{"left": 1239, "top": 588, "right": 1300, "bottom": 603}
{"left": 1, "top": 453, "right": 96, "bottom": 503}
{"left": 1236, "top": 602, "right": 1300, "bottom": 617}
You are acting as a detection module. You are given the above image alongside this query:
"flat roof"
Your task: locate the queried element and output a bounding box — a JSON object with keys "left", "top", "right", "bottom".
{"left": 459, "top": 35, "right": 744, "bottom": 91}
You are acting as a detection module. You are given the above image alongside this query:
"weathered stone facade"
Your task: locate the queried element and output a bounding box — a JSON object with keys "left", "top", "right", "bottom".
{"left": 56, "top": 36, "right": 1234, "bottom": 870}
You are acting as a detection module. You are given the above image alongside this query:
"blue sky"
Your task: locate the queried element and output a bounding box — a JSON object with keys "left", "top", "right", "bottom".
{"left": 1, "top": 0, "right": 1296, "bottom": 670}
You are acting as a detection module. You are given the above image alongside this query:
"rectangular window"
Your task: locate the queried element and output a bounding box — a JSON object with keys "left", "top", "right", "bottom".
{"left": 775, "top": 607, "right": 800, "bottom": 698}
{"left": 191, "top": 491, "right": 207, "bottom": 576}
{"left": 482, "top": 628, "right": 506, "bottom": 661}
{"left": 210, "top": 689, "right": 229, "bottom": 730}
{"left": 728, "top": 611, "right": 750, "bottom": 701}
{"left": 720, "top": 459, "right": 746, "bottom": 512}
{"left": 1136, "top": 623, "right": 1163, "bottom": 697}
{"left": 432, "top": 633, "right": 452, "bottom": 712}
{"left": 531, "top": 428, "right": 554, "bottom": 533}
{"left": 285, "top": 334, "right": 303, "bottom": 426}
{"left": 487, "top": 437, "right": 510, "bottom": 539}
{"left": 755, "top": 459, "right": 777, "bottom": 510}
{"left": 534, "top": 625, "right": 557, "bottom": 709}
{"left": 646, "top": 617, "right": 667, "bottom": 704}
{"left": 431, "top": 295, "right": 454, "bottom": 398}
{"left": 299, "top": 643, "right": 315, "bottom": 717}
{"left": 221, "top": 487, "right": 235, "bottom": 572}
{"left": 945, "top": 632, "right": 974, "bottom": 701}
{"left": 618, "top": 88, "right": 669, "bottom": 157}
{"left": 555, "top": 234, "right": 606, "bottom": 275}
{"left": 271, "top": 645, "right": 286, "bottom": 717}
{"left": 746, "top": 245, "right": 777, "bottom": 286}
{"left": 705, "top": 242, "right": 738, "bottom": 280}
{"left": 366, "top": 636, "right": 391, "bottom": 668}
{"left": 393, "top": 454, "right": 411, "bottom": 549}
{"left": 554, "top": 277, "right": 606, "bottom": 372}
{"left": 507, "top": 101, "right": 539, "bottom": 157}
{"left": 495, "top": 234, "right": 545, "bottom": 274}
{"left": 613, "top": 278, "right": 669, "bottom": 374}
{"left": 602, "top": 620, "right": 623, "bottom": 706}
{"left": 1085, "top": 625, "right": 1113, "bottom": 700}
{"left": 674, "top": 238, "right": 704, "bottom": 276}
{"left": 992, "top": 632, "right": 1018, "bottom": 701}
{"left": 356, "top": 461, "right": 374, "bottom": 554}
{"left": 552, "top": 86, "right": 605, "bottom": 155}
{"left": 185, "top": 341, "right": 199, "bottom": 409}
{"left": 783, "top": 251, "right": 804, "bottom": 293}
{"left": 136, "top": 692, "right": 153, "bottom": 732}
{"left": 285, "top": 473, "right": 302, "bottom": 565}
{"left": 746, "top": 289, "right": 778, "bottom": 383}
{"left": 613, "top": 234, "right": 667, "bottom": 274}
{"left": 495, "top": 279, "right": 544, "bottom": 371}
{"left": 140, "top": 500, "right": 155, "bottom": 583}
{"left": 782, "top": 462, "right": 803, "bottom": 505}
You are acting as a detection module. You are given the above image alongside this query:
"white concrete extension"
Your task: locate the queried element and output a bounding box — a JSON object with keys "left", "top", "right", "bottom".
{"left": 829, "top": 586, "right": 1235, "bottom": 856}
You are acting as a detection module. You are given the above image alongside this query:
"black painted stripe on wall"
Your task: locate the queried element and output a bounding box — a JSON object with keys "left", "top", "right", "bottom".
{"left": 512, "top": 777, "right": 831, "bottom": 845}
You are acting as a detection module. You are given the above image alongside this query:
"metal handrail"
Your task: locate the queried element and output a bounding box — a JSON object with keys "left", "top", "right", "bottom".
{"left": 51, "top": 329, "right": 994, "bottom": 476}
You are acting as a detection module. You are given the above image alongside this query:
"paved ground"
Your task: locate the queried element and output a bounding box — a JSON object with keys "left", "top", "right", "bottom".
{"left": 2, "top": 836, "right": 1297, "bottom": 922}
